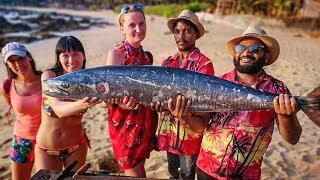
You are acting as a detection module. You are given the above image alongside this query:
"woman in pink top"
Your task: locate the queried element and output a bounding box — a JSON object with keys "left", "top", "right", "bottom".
{"left": 1, "top": 42, "right": 42, "bottom": 180}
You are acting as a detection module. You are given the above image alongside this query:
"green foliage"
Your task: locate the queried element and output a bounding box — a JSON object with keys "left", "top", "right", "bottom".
{"left": 110, "top": 0, "right": 302, "bottom": 18}
{"left": 182, "top": 2, "right": 201, "bottom": 12}
{"left": 90, "top": 4, "right": 98, "bottom": 11}
{"left": 144, "top": 4, "right": 182, "bottom": 18}
{"left": 144, "top": 2, "right": 204, "bottom": 18}
{"left": 114, "top": 5, "right": 121, "bottom": 14}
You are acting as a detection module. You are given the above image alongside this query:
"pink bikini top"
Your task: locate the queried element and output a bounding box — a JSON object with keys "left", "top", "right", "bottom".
{"left": 10, "top": 79, "right": 42, "bottom": 139}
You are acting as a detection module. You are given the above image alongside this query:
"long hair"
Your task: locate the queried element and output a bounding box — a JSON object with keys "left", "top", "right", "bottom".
{"left": 50, "top": 36, "right": 86, "bottom": 75}
{"left": 4, "top": 51, "right": 42, "bottom": 79}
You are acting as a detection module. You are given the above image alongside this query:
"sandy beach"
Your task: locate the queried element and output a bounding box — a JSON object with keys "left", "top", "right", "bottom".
{"left": 0, "top": 7, "right": 319, "bottom": 179}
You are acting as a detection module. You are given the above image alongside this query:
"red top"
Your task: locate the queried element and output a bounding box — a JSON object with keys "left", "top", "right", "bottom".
{"left": 196, "top": 69, "right": 291, "bottom": 179}
{"left": 119, "top": 41, "right": 152, "bottom": 65}
{"left": 108, "top": 41, "right": 158, "bottom": 170}
{"left": 162, "top": 48, "right": 214, "bottom": 75}
{"left": 157, "top": 48, "right": 215, "bottom": 155}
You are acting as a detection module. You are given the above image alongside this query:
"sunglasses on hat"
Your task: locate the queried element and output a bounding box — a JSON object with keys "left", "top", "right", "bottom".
{"left": 120, "top": 3, "right": 143, "bottom": 14}
{"left": 235, "top": 44, "right": 265, "bottom": 54}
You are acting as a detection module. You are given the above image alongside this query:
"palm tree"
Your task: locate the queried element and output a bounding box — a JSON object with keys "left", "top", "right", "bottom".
{"left": 234, "top": 125, "right": 270, "bottom": 176}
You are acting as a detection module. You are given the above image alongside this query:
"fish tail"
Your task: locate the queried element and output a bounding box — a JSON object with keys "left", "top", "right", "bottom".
{"left": 298, "top": 84, "right": 320, "bottom": 127}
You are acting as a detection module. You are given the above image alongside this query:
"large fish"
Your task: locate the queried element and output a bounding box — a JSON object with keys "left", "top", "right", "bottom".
{"left": 43, "top": 66, "right": 320, "bottom": 127}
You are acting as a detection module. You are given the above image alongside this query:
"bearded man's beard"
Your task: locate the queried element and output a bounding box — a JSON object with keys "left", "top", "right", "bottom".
{"left": 233, "top": 54, "right": 266, "bottom": 74}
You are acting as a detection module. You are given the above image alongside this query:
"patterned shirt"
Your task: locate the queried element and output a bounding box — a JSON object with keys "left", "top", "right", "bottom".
{"left": 197, "top": 69, "right": 291, "bottom": 179}
{"left": 157, "top": 48, "right": 215, "bottom": 155}
{"left": 119, "top": 41, "right": 152, "bottom": 65}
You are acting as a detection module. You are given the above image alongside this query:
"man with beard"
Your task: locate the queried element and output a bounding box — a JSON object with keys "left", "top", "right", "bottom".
{"left": 156, "top": 10, "right": 214, "bottom": 179}
{"left": 196, "top": 26, "right": 302, "bottom": 179}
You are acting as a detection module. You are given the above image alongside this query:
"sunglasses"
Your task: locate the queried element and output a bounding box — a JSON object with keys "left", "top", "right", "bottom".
{"left": 120, "top": 3, "right": 143, "bottom": 14}
{"left": 235, "top": 44, "right": 265, "bottom": 54}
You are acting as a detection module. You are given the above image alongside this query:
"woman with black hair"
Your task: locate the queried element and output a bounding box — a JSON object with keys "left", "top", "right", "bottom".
{"left": 35, "top": 36, "right": 100, "bottom": 171}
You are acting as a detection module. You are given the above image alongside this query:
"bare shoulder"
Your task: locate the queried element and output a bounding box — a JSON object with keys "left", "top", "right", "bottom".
{"left": 41, "top": 70, "right": 57, "bottom": 81}
{"left": 106, "top": 46, "right": 125, "bottom": 65}
{"left": 108, "top": 47, "right": 120, "bottom": 57}
{"left": 1, "top": 78, "right": 12, "bottom": 95}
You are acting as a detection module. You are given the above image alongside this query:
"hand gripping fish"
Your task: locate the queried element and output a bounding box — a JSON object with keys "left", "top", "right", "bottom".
{"left": 43, "top": 66, "right": 320, "bottom": 127}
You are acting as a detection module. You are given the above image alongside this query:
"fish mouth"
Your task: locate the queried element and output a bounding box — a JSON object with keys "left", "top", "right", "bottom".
{"left": 43, "top": 87, "right": 69, "bottom": 97}
{"left": 43, "top": 79, "right": 69, "bottom": 98}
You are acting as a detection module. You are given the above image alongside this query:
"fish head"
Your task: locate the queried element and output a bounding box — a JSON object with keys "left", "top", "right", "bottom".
{"left": 43, "top": 79, "right": 76, "bottom": 99}
{"left": 43, "top": 78, "right": 110, "bottom": 100}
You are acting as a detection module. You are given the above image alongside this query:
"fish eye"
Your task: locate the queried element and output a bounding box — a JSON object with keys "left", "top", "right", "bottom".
{"left": 61, "top": 82, "right": 69, "bottom": 88}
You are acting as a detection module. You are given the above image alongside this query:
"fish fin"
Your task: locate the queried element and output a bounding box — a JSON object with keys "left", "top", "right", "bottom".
{"left": 298, "top": 84, "right": 320, "bottom": 127}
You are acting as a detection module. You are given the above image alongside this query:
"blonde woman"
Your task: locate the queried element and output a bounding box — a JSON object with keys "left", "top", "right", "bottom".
{"left": 102, "top": 3, "right": 158, "bottom": 177}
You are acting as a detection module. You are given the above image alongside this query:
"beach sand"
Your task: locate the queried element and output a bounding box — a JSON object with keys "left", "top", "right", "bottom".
{"left": 0, "top": 7, "right": 319, "bottom": 179}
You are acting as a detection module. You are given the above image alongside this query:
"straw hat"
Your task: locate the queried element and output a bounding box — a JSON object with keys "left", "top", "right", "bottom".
{"left": 227, "top": 26, "right": 280, "bottom": 66}
{"left": 167, "top": 10, "right": 205, "bottom": 39}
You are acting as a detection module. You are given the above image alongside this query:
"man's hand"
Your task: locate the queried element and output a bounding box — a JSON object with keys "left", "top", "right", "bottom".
{"left": 150, "top": 101, "right": 164, "bottom": 112}
{"left": 273, "top": 94, "right": 299, "bottom": 117}
{"left": 168, "top": 95, "right": 192, "bottom": 119}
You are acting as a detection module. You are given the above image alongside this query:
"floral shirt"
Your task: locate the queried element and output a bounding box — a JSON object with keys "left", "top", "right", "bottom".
{"left": 119, "top": 41, "right": 152, "bottom": 65}
{"left": 108, "top": 41, "right": 158, "bottom": 170}
{"left": 157, "top": 48, "right": 214, "bottom": 155}
{"left": 197, "top": 69, "right": 291, "bottom": 179}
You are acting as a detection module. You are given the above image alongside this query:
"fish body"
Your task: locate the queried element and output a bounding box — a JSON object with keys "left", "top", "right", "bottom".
{"left": 44, "top": 66, "right": 277, "bottom": 112}
{"left": 44, "top": 66, "right": 320, "bottom": 126}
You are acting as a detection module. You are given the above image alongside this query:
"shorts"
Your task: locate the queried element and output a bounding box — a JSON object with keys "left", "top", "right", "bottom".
{"left": 10, "top": 135, "right": 36, "bottom": 163}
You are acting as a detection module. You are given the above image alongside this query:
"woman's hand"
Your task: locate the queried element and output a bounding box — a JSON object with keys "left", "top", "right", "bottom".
{"left": 102, "top": 96, "right": 139, "bottom": 110}
{"left": 77, "top": 97, "right": 101, "bottom": 111}
{"left": 119, "top": 96, "right": 139, "bottom": 110}
{"left": 101, "top": 98, "right": 120, "bottom": 108}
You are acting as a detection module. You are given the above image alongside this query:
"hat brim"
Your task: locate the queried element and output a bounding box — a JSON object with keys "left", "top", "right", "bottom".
{"left": 4, "top": 50, "right": 26, "bottom": 63}
{"left": 167, "top": 17, "right": 205, "bottom": 39}
{"left": 227, "top": 34, "right": 280, "bottom": 66}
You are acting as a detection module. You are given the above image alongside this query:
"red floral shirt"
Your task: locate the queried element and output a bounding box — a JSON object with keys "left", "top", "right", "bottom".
{"left": 197, "top": 69, "right": 291, "bottom": 179}
{"left": 108, "top": 41, "right": 158, "bottom": 170}
{"left": 119, "top": 41, "right": 152, "bottom": 65}
{"left": 157, "top": 48, "right": 214, "bottom": 155}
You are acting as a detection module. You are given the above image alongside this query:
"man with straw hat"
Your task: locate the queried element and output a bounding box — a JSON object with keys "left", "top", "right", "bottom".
{"left": 155, "top": 9, "right": 214, "bottom": 179}
{"left": 195, "top": 26, "right": 302, "bottom": 179}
